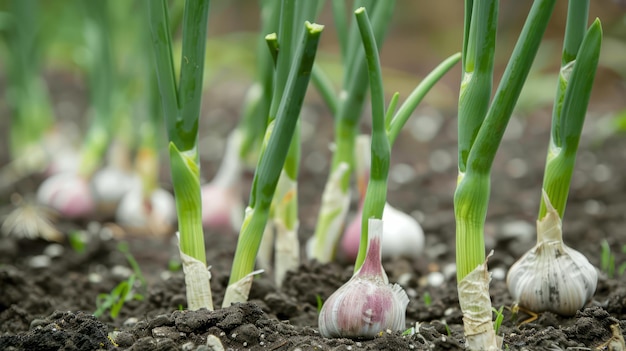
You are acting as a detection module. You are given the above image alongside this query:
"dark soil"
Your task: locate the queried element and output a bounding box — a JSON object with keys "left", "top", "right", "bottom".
{"left": 2, "top": 92, "right": 626, "bottom": 350}
{"left": 2, "top": 3, "right": 626, "bottom": 346}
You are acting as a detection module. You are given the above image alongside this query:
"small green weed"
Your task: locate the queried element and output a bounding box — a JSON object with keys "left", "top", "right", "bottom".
{"left": 93, "top": 242, "right": 147, "bottom": 319}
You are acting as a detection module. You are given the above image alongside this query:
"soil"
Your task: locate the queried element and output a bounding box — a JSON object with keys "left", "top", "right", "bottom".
{"left": 2, "top": 91, "right": 626, "bottom": 350}
{"left": 2, "top": 3, "right": 626, "bottom": 349}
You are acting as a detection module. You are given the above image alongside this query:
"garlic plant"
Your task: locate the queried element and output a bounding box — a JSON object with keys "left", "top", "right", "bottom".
{"left": 507, "top": 191, "right": 597, "bottom": 316}
{"left": 341, "top": 135, "right": 424, "bottom": 261}
{"left": 201, "top": 130, "right": 244, "bottom": 232}
{"left": 319, "top": 218, "right": 409, "bottom": 339}
{"left": 508, "top": 1, "right": 602, "bottom": 317}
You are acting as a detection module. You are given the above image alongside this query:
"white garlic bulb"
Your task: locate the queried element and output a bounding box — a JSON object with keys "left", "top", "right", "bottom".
{"left": 506, "top": 190, "right": 597, "bottom": 316}
{"left": 319, "top": 218, "right": 409, "bottom": 339}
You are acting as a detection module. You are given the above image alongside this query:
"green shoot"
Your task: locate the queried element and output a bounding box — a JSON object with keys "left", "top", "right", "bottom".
{"left": 78, "top": 0, "right": 115, "bottom": 178}
{"left": 68, "top": 231, "right": 87, "bottom": 254}
{"left": 455, "top": 0, "right": 556, "bottom": 282}
{"left": 492, "top": 306, "right": 505, "bottom": 336}
{"left": 147, "top": 0, "right": 212, "bottom": 310}
{"left": 94, "top": 274, "right": 144, "bottom": 319}
{"left": 224, "top": 18, "right": 324, "bottom": 306}
{"left": 316, "top": 294, "right": 324, "bottom": 314}
{"left": 455, "top": 0, "right": 556, "bottom": 348}
{"left": 601, "top": 240, "right": 626, "bottom": 279}
{"left": 309, "top": 1, "right": 395, "bottom": 263}
{"left": 352, "top": 7, "right": 460, "bottom": 271}
{"left": 168, "top": 259, "right": 182, "bottom": 272}
{"left": 94, "top": 244, "right": 146, "bottom": 319}
{"left": 117, "top": 242, "right": 147, "bottom": 289}
{"left": 539, "top": 0, "right": 602, "bottom": 220}
{"left": 423, "top": 292, "right": 432, "bottom": 307}
{"left": 3, "top": 0, "right": 55, "bottom": 163}
{"left": 601, "top": 239, "right": 615, "bottom": 278}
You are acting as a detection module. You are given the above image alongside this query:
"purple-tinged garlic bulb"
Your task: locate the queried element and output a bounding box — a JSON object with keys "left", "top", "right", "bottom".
{"left": 37, "top": 172, "right": 95, "bottom": 219}
{"left": 201, "top": 130, "right": 244, "bottom": 232}
{"left": 319, "top": 218, "right": 409, "bottom": 339}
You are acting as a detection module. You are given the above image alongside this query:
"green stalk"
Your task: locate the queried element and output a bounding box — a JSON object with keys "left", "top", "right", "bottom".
{"left": 455, "top": 0, "right": 556, "bottom": 282}
{"left": 353, "top": 7, "right": 390, "bottom": 271}
{"left": 539, "top": 1, "right": 601, "bottom": 220}
{"left": 457, "top": 0, "right": 497, "bottom": 174}
{"left": 387, "top": 52, "right": 461, "bottom": 145}
{"left": 5, "top": 0, "right": 55, "bottom": 159}
{"left": 228, "top": 21, "right": 323, "bottom": 286}
{"left": 237, "top": 0, "right": 279, "bottom": 162}
{"left": 310, "top": 1, "right": 395, "bottom": 263}
{"left": 147, "top": 0, "right": 210, "bottom": 264}
{"left": 78, "top": 0, "right": 114, "bottom": 177}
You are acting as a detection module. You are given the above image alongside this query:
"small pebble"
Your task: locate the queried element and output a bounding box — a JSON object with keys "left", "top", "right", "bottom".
{"left": 206, "top": 334, "right": 225, "bottom": 351}
{"left": 123, "top": 317, "right": 139, "bottom": 327}
{"left": 442, "top": 263, "right": 457, "bottom": 280}
{"left": 152, "top": 326, "right": 179, "bottom": 340}
{"left": 429, "top": 149, "right": 453, "bottom": 173}
{"left": 499, "top": 220, "right": 534, "bottom": 242}
{"left": 29, "top": 255, "right": 51, "bottom": 268}
{"left": 592, "top": 164, "right": 612, "bottom": 182}
{"left": 112, "top": 331, "right": 135, "bottom": 347}
{"left": 43, "top": 244, "right": 64, "bottom": 258}
{"left": 111, "top": 265, "right": 133, "bottom": 279}
{"left": 390, "top": 163, "right": 416, "bottom": 185}
{"left": 427, "top": 272, "right": 445, "bottom": 287}
{"left": 491, "top": 267, "right": 506, "bottom": 281}
{"left": 88, "top": 272, "right": 102, "bottom": 283}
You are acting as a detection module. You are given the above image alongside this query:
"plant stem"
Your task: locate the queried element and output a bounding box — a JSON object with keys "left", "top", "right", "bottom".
{"left": 353, "top": 7, "right": 390, "bottom": 271}
{"left": 228, "top": 21, "right": 323, "bottom": 287}
{"left": 540, "top": 1, "right": 601, "bottom": 220}
{"left": 456, "top": 0, "right": 557, "bottom": 281}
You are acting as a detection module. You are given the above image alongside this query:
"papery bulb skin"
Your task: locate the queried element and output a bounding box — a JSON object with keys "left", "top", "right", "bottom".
{"left": 201, "top": 184, "right": 243, "bottom": 232}
{"left": 506, "top": 191, "right": 598, "bottom": 316}
{"left": 37, "top": 172, "right": 95, "bottom": 219}
{"left": 116, "top": 187, "right": 176, "bottom": 236}
{"left": 91, "top": 167, "right": 140, "bottom": 215}
{"left": 201, "top": 130, "right": 244, "bottom": 233}
{"left": 341, "top": 202, "right": 424, "bottom": 261}
{"left": 319, "top": 219, "right": 409, "bottom": 339}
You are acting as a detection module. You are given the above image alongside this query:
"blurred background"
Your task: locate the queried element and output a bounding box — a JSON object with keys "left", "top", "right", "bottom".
{"left": 0, "top": 0, "right": 624, "bottom": 182}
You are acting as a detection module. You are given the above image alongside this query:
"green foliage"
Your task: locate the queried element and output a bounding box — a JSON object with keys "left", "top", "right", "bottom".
{"left": 423, "top": 292, "right": 432, "bottom": 307}
{"left": 94, "top": 274, "right": 144, "bottom": 319}
{"left": 316, "top": 294, "right": 324, "bottom": 314}
{"left": 93, "top": 243, "right": 147, "bottom": 319}
{"left": 492, "top": 306, "right": 505, "bottom": 335}
{"left": 601, "top": 240, "right": 626, "bottom": 279}
{"left": 68, "top": 230, "right": 87, "bottom": 253}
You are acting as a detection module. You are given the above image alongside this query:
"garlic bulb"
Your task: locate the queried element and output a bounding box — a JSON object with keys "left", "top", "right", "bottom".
{"left": 37, "top": 172, "right": 95, "bottom": 219}
{"left": 506, "top": 190, "right": 597, "bottom": 316}
{"left": 319, "top": 218, "right": 409, "bottom": 339}
{"left": 116, "top": 186, "right": 176, "bottom": 236}
{"left": 341, "top": 202, "right": 424, "bottom": 261}
{"left": 201, "top": 130, "right": 244, "bottom": 232}
{"left": 341, "top": 134, "right": 424, "bottom": 261}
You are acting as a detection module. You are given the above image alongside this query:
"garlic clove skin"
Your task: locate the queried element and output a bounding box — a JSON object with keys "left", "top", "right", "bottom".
{"left": 319, "top": 219, "right": 409, "bottom": 339}
{"left": 116, "top": 186, "right": 176, "bottom": 236}
{"left": 201, "top": 130, "right": 244, "bottom": 233}
{"left": 506, "top": 190, "right": 598, "bottom": 316}
{"left": 201, "top": 184, "right": 243, "bottom": 232}
{"left": 506, "top": 240, "right": 597, "bottom": 316}
{"left": 91, "top": 167, "right": 140, "bottom": 216}
{"left": 341, "top": 202, "right": 424, "bottom": 261}
{"left": 37, "top": 172, "right": 95, "bottom": 219}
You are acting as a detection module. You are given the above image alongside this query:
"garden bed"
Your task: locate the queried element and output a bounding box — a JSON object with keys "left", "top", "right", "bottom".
{"left": 1, "top": 96, "right": 626, "bottom": 350}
